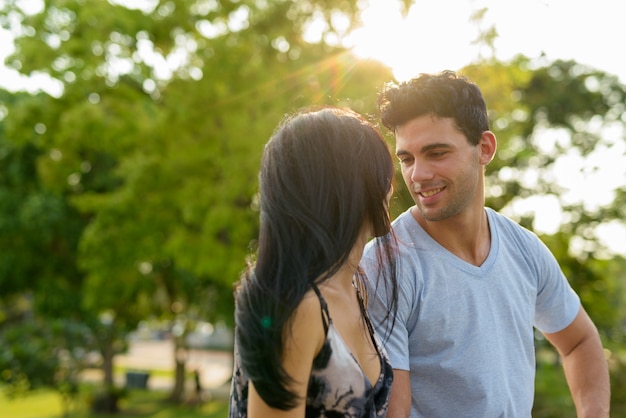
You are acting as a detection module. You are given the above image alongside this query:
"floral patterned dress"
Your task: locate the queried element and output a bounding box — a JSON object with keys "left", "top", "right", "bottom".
{"left": 229, "top": 284, "right": 393, "bottom": 417}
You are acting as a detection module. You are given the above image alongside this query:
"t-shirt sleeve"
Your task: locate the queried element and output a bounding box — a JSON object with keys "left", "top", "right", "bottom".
{"left": 533, "top": 237, "right": 581, "bottom": 334}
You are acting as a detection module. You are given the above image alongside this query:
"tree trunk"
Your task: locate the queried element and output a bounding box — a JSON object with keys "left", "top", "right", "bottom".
{"left": 91, "top": 337, "right": 120, "bottom": 413}
{"left": 168, "top": 340, "right": 187, "bottom": 403}
{"left": 102, "top": 338, "right": 115, "bottom": 387}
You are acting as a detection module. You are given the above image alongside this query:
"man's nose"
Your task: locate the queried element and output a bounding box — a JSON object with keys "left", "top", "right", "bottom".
{"left": 409, "top": 162, "right": 433, "bottom": 183}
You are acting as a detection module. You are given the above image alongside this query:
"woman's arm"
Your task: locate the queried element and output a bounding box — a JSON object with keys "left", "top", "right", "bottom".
{"left": 247, "top": 293, "right": 325, "bottom": 418}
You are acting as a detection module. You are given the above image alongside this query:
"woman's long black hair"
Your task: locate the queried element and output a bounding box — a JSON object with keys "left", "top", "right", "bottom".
{"left": 234, "top": 107, "right": 398, "bottom": 410}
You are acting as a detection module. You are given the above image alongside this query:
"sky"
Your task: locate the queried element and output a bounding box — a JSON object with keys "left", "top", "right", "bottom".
{"left": 2, "top": 0, "right": 626, "bottom": 89}
{"left": 0, "top": 0, "right": 624, "bottom": 253}
{"left": 346, "top": 0, "right": 626, "bottom": 84}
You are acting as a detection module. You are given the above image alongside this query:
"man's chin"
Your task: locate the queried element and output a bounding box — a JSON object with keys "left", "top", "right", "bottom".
{"left": 416, "top": 206, "right": 447, "bottom": 222}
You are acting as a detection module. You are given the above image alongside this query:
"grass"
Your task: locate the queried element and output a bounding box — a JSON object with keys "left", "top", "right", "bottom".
{"left": 2, "top": 389, "right": 65, "bottom": 418}
{"left": 0, "top": 386, "right": 230, "bottom": 418}
{"left": 5, "top": 356, "right": 624, "bottom": 417}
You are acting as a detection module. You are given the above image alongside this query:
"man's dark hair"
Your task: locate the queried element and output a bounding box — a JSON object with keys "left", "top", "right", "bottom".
{"left": 377, "top": 70, "right": 490, "bottom": 145}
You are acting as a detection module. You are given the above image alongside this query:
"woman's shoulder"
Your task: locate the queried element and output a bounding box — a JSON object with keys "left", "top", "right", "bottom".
{"left": 284, "top": 289, "right": 327, "bottom": 357}
{"left": 294, "top": 290, "right": 325, "bottom": 324}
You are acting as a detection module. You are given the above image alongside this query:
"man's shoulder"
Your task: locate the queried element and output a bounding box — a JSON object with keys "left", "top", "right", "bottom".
{"left": 486, "top": 207, "right": 542, "bottom": 248}
{"left": 487, "top": 207, "right": 533, "bottom": 234}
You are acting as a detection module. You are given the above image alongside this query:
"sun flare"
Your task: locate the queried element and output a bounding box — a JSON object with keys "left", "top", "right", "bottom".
{"left": 345, "top": 0, "right": 479, "bottom": 82}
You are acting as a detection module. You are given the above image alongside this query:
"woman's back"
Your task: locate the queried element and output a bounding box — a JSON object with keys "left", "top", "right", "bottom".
{"left": 229, "top": 281, "right": 393, "bottom": 417}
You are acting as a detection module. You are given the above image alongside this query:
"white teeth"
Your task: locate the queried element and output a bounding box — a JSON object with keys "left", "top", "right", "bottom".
{"left": 419, "top": 188, "right": 442, "bottom": 197}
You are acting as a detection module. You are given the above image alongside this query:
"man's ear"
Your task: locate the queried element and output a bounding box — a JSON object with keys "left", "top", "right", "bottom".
{"left": 478, "top": 131, "right": 497, "bottom": 165}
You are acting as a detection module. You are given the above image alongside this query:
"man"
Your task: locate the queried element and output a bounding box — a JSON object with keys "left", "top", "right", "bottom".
{"left": 362, "top": 70, "right": 610, "bottom": 417}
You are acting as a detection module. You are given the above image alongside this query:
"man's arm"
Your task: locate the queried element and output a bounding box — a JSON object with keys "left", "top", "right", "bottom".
{"left": 386, "top": 369, "right": 411, "bottom": 418}
{"left": 545, "top": 306, "right": 610, "bottom": 418}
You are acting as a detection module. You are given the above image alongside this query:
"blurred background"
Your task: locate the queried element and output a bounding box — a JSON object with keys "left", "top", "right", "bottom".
{"left": 1, "top": 0, "right": 624, "bottom": 417}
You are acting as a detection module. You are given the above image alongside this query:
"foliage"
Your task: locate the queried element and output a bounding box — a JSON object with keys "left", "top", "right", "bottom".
{"left": 0, "top": 90, "right": 85, "bottom": 308}
{"left": 532, "top": 361, "right": 575, "bottom": 417}
{"left": 0, "top": 309, "right": 95, "bottom": 416}
{"left": 609, "top": 353, "right": 626, "bottom": 417}
{"left": 0, "top": 0, "right": 393, "bottom": 405}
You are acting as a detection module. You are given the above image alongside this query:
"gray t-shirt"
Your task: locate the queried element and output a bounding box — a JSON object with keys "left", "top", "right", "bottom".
{"left": 362, "top": 207, "right": 580, "bottom": 418}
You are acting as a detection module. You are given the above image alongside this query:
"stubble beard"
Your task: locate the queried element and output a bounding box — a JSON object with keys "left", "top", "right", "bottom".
{"left": 413, "top": 165, "right": 480, "bottom": 222}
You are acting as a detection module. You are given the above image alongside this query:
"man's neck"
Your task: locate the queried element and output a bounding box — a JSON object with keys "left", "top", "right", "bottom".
{"left": 413, "top": 205, "right": 491, "bottom": 267}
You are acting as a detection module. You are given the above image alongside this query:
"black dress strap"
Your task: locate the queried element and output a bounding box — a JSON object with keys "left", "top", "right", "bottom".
{"left": 310, "top": 283, "right": 330, "bottom": 333}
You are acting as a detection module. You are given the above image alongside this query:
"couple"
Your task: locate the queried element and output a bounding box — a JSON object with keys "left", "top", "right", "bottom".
{"left": 228, "top": 71, "right": 610, "bottom": 417}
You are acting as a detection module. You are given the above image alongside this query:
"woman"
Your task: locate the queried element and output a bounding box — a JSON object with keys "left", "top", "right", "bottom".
{"left": 229, "top": 107, "right": 398, "bottom": 417}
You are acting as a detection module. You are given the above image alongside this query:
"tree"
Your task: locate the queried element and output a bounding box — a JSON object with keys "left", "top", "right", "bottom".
{"left": 0, "top": 0, "right": 395, "bottom": 408}
{"left": 0, "top": 88, "right": 95, "bottom": 413}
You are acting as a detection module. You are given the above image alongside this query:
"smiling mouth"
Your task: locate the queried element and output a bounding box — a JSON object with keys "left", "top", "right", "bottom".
{"left": 418, "top": 187, "right": 444, "bottom": 198}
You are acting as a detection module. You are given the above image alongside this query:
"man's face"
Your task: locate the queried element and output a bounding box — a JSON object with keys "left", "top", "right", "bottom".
{"left": 395, "top": 115, "right": 482, "bottom": 222}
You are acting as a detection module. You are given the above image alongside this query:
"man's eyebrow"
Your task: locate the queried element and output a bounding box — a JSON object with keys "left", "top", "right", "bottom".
{"left": 396, "top": 149, "right": 410, "bottom": 158}
{"left": 421, "top": 143, "right": 453, "bottom": 153}
{"left": 396, "top": 143, "right": 453, "bottom": 157}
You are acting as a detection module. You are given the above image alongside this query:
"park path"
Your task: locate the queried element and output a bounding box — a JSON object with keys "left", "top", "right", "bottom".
{"left": 81, "top": 339, "right": 233, "bottom": 399}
